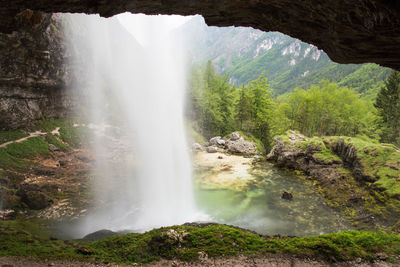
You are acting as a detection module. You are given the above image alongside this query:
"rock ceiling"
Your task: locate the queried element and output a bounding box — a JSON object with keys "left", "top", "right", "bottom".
{"left": 1, "top": 0, "right": 400, "bottom": 69}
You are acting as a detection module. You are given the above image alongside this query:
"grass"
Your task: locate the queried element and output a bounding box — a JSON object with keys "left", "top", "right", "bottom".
{"left": 0, "top": 118, "right": 88, "bottom": 173}
{"left": 0, "top": 137, "right": 49, "bottom": 170}
{"left": 0, "top": 130, "right": 28, "bottom": 144}
{"left": 0, "top": 221, "right": 399, "bottom": 264}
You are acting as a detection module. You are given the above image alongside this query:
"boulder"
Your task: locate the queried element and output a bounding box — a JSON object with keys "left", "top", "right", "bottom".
{"left": 229, "top": 132, "right": 240, "bottom": 141}
{"left": 225, "top": 137, "right": 257, "bottom": 155}
{"left": 282, "top": 191, "right": 293, "bottom": 200}
{"left": 206, "top": 146, "right": 218, "bottom": 153}
{"left": 192, "top": 143, "right": 203, "bottom": 152}
{"left": 216, "top": 139, "right": 225, "bottom": 146}
{"left": 209, "top": 136, "right": 222, "bottom": 146}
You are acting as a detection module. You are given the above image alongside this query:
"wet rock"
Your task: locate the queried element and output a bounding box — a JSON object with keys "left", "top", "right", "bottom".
{"left": 192, "top": 142, "right": 203, "bottom": 152}
{"left": 206, "top": 146, "right": 218, "bottom": 153}
{"left": 282, "top": 191, "right": 293, "bottom": 200}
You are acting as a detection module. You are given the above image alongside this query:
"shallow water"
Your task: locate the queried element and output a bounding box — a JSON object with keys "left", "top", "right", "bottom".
{"left": 194, "top": 161, "right": 351, "bottom": 236}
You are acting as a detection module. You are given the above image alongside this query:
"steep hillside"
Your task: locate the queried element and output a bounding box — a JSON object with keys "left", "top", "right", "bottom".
{"left": 177, "top": 16, "right": 391, "bottom": 96}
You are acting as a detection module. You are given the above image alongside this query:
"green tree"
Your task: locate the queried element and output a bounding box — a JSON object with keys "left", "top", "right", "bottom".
{"left": 283, "top": 80, "right": 379, "bottom": 138}
{"left": 235, "top": 86, "right": 251, "bottom": 131}
{"left": 247, "top": 72, "right": 273, "bottom": 150}
{"left": 374, "top": 70, "right": 400, "bottom": 146}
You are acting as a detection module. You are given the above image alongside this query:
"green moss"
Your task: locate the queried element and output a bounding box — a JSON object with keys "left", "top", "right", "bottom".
{"left": 272, "top": 132, "right": 400, "bottom": 228}
{"left": 2, "top": 221, "right": 398, "bottom": 264}
{"left": 45, "top": 133, "right": 69, "bottom": 152}
{"left": 0, "top": 220, "right": 86, "bottom": 260}
{"left": 313, "top": 149, "right": 342, "bottom": 163}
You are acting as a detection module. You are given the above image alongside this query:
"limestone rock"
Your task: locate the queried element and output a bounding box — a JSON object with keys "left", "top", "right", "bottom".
{"left": 209, "top": 136, "right": 222, "bottom": 146}
{"left": 229, "top": 132, "right": 240, "bottom": 141}
{"left": 206, "top": 146, "right": 218, "bottom": 153}
{"left": 192, "top": 142, "right": 203, "bottom": 152}
{"left": 0, "top": 13, "right": 73, "bottom": 130}
{"left": 1, "top": 2, "right": 399, "bottom": 69}
{"left": 225, "top": 137, "right": 257, "bottom": 155}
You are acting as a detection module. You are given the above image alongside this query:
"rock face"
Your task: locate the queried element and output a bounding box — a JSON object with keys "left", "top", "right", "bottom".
{"left": 0, "top": 12, "right": 73, "bottom": 129}
{"left": 1, "top": 1, "right": 399, "bottom": 69}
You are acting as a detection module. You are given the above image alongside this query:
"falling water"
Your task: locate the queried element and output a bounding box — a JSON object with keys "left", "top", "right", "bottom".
{"left": 64, "top": 13, "right": 202, "bottom": 235}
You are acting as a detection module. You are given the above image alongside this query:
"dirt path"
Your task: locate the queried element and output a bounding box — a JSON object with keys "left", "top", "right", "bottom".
{"left": 0, "top": 130, "right": 48, "bottom": 148}
{"left": 0, "top": 256, "right": 395, "bottom": 267}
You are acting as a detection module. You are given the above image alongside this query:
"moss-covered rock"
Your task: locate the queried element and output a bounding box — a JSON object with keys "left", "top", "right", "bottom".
{"left": 267, "top": 131, "right": 400, "bottom": 230}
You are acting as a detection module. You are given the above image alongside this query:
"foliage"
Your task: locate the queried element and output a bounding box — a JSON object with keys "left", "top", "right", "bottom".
{"left": 186, "top": 61, "right": 236, "bottom": 138}
{"left": 187, "top": 64, "right": 274, "bottom": 151}
{"left": 276, "top": 80, "right": 380, "bottom": 139}
{"left": 374, "top": 70, "right": 400, "bottom": 147}
{"left": 1, "top": 220, "right": 399, "bottom": 264}
{"left": 242, "top": 72, "right": 274, "bottom": 150}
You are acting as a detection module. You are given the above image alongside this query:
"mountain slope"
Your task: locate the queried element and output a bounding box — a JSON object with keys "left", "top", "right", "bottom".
{"left": 176, "top": 16, "right": 391, "bottom": 97}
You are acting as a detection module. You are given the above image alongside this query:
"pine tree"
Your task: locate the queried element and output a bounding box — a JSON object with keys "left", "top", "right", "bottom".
{"left": 235, "top": 86, "right": 251, "bottom": 131}
{"left": 374, "top": 70, "right": 400, "bottom": 146}
{"left": 247, "top": 72, "right": 273, "bottom": 150}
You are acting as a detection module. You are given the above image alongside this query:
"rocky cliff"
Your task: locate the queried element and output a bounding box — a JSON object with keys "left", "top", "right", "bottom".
{"left": 267, "top": 131, "right": 400, "bottom": 230}
{"left": 1, "top": 1, "right": 399, "bottom": 70}
{"left": 0, "top": 11, "right": 73, "bottom": 130}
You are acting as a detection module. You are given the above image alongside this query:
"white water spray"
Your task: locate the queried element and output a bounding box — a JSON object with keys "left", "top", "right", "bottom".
{"left": 65, "top": 14, "right": 202, "bottom": 235}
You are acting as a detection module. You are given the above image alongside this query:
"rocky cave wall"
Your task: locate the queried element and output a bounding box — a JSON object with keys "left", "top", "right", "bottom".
{"left": 1, "top": 0, "right": 400, "bottom": 70}
{"left": 0, "top": 11, "right": 74, "bottom": 130}
{"left": 0, "top": 1, "right": 400, "bottom": 129}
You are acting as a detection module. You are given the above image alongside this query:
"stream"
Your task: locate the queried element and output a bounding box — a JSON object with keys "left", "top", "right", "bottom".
{"left": 193, "top": 152, "right": 351, "bottom": 236}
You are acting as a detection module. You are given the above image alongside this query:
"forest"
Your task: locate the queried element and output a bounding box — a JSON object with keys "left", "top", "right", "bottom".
{"left": 186, "top": 61, "right": 400, "bottom": 151}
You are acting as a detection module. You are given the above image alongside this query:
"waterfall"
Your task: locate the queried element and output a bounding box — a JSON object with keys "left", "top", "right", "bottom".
{"left": 64, "top": 13, "right": 202, "bottom": 235}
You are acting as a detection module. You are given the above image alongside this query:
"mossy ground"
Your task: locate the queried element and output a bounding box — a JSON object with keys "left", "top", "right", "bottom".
{"left": 0, "top": 220, "right": 399, "bottom": 265}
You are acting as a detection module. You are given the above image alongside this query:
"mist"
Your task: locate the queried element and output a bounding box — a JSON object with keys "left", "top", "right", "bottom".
{"left": 64, "top": 13, "right": 203, "bottom": 236}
